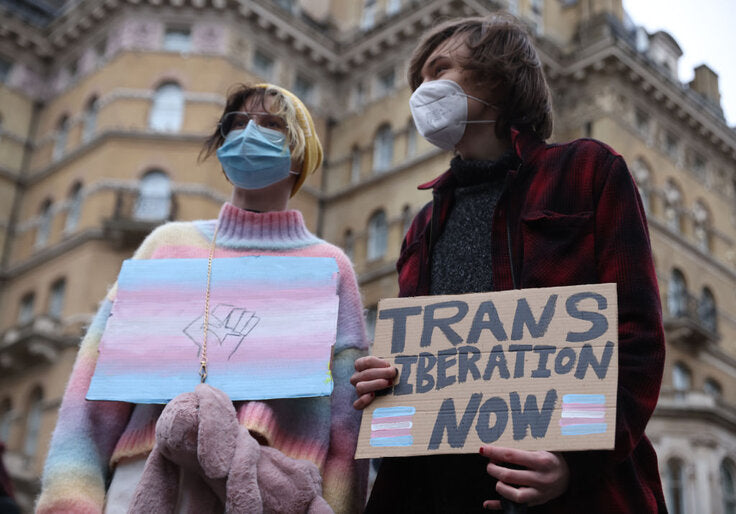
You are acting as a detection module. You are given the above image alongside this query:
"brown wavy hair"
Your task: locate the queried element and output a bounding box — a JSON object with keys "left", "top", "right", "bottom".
{"left": 408, "top": 13, "right": 553, "bottom": 141}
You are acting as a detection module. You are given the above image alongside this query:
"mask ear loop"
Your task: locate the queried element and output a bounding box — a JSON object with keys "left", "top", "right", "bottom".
{"left": 459, "top": 93, "right": 499, "bottom": 125}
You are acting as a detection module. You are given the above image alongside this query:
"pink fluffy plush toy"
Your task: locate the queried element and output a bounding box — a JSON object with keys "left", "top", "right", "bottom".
{"left": 128, "top": 383, "right": 333, "bottom": 514}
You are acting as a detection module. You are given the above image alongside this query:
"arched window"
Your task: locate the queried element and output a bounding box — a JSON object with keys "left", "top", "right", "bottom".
{"left": 665, "top": 458, "right": 686, "bottom": 514}
{"left": 692, "top": 200, "right": 711, "bottom": 253}
{"left": 149, "top": 82, "right": 184, "bottom": 132}
{"left": 664, "top": 179, "right": 683, "bottom": 233}
{"left": 373, "top": 124, "right": 393, "bottom": 173}
{"left": 48, "top": 278, "right": 66, "bottom": 320}
{"left": 36, "top": 198, "right": 53, "bottom": 248}
{"left": 722, "top": 460, "right": 736, "bottom": 514}
{"left": 698, "top": 287, "right": 717, "bottom": 334}
{"left": 351, "top": 146, "right": 362, "bottom": 184}
{"left": 704, "top": 378, "right": 722, "bottom": 400}
{"left": 631, "top": 158, "right": 651, "bottom": 214}
{"left": 64, "top": 181, "right": 83, "bottom": 232}
{"left": 53, "top": 115, "right": 69, "bottom": 161}
{"left": 667, "top": 269, "right": 687, "bottom": 318}
{"left": 672, "top": 362, "right": 692, "bottom": 398}
{"left": 0, "top": 398, "right": 12, "bottom": 442}
{"left": 135, "top": 170, "right": 171, "bottom": 221}
{"left": 406, "top": 119, "right": 417, "bottom": 159}
{"left": 82, "top": 96, "right": 99, "bottom": 143}
{"left": 367, "top": 209, "right": 388, "bottom": 261}
{"left": 23, "top": 387, "right": 43, "bottom": 457}
{"left": 402, "top": 204, "right": 412, "bottom": 236}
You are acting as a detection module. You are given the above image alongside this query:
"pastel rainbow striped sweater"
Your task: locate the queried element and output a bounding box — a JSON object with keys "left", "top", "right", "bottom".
{"left": 37, "top": 203, "right": 369, "bottom": 513}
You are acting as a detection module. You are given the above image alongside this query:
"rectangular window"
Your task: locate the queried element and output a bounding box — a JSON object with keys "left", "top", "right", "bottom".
{"left": 293, "top": 74, "right": 315, "bottom": 104}
{"left": 67, "top": 59, "right": 78, "bottom": 79}
{"left": 664, "top": 132, "right": 678, "bottom": 157}
{"left": 253, "top": 50, "right": 275, "bottom": 80}
{"left": 584, "top": 121, "right": 593, "bottom": 138}
{"left": 352, "top": 82, "right": 365, "bottom": 110}
{"left": 0, "top": 57, "right": 11, "bottom": 83}
{"left": 387, "top": 0, "right": 401, "bottom": 15}
{"left": 19, "top": 293, "right": 35, "bottom": 325}
{"left": 635, "top": 109, "right": 650, "bottom": 136}
{"left": 48, "top": 279, "right": 66, "bottom": 320}
{"left": 692, "top": 153, "right": 707, "bottom": 177}
{"left": 351, "top": 148, "right": 362, "bottom": 183}
{"left": 164, "top": 26, "right": 192, "bottom": 52}
{"left": 275, "top": 0, "right": 295, "bottom": 12}
{"left": 406, "top": 122, "right": 417, "bottom": 158}
{"left": 528, "top": 0, "right": 544, "bottom": 35}
{"left": 360, "top": 0, "right": 377, "bottom": 30}
{"left": 377, "top": 68, "right": 395, "bottom": 97}
{"left": 95, "top": 38, "right": 108, "bottom": 61}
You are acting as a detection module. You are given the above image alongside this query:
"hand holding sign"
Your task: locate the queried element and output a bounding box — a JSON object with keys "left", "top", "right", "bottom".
{"left": 480, "top": 446, "right": 569, "bottom": 509}
{"left": 350, "top": 356, "right": 398, "bottom": 409}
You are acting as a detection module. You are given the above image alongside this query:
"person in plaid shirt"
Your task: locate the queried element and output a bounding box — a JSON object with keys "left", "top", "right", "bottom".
{"left": 351, "top": 13, "right": 667, "bottom": 514}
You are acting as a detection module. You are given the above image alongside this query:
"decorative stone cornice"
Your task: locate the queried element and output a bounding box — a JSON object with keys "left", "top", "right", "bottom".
{"left": 3, "top": 1, "right": 734, "bottom": 173}
{"left": 336, "top": 0, "right": 503, "bottom": 72}
{"left": 237, "top": 0, "right": 339, "bottom": 67}
{"left": 555, "top": 17, "right": 736, "bottom": 164}
{"left": 0, "top": 3, "right": 53, "bottom": 57}
{"left": 41, "top": 0, "right": 341, "bottom": 69}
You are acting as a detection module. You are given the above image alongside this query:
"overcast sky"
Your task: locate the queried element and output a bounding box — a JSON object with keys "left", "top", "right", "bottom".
{"left": 622, "top": 0, "right": 736, "bottom": 127}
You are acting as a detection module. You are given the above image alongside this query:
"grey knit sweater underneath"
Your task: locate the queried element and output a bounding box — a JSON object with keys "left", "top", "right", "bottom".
{"left": 430, "top": 152, "right": 518, "bottom": 296}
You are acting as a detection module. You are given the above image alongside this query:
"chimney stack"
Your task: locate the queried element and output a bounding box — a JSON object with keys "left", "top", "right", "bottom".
{"left": 689, "top": 64, "right": 722, "bottom": 110}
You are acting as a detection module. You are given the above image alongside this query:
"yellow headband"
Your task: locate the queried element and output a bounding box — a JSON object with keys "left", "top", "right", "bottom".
{"left": 254, "top": 83, "right": 323, "bottom": 196}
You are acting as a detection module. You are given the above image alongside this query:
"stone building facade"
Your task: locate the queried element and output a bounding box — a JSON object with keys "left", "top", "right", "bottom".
{"left": 0, "top": 0, "right": 734, "bottom": 512}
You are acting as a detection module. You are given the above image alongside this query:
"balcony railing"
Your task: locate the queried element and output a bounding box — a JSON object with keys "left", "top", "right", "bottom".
{"left": 103, "top": 189, "right": 178, "bottom": 248}
{"left": 664, "top": 292, "right": 719, "bottom": 346}
{"left": 0, "top": 316, "right": 77, "bottom": 375}
{"left": 656, "top": 387, "right": 736, "bottom": 430}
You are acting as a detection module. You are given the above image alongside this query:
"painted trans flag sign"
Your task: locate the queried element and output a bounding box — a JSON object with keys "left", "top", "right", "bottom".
{"left": 87, "top": 256, "right": 339, "bottom": 403}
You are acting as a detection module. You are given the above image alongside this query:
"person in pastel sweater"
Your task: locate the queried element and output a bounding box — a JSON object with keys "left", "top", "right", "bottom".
{"left": 37, "top": 83, "right": 369, "bottom": 513}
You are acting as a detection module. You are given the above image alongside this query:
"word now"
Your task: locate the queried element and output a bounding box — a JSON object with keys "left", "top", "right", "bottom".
{"left": 380, "top": 291, "right": 609, "bottom": 354}
{"left": 429, "top": 390, "right": 559, "bottom": 449}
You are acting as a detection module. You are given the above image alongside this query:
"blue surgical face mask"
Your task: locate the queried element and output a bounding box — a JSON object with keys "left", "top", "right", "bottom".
{"left": 216, "top": 120, "right": 293, "bottom": 190}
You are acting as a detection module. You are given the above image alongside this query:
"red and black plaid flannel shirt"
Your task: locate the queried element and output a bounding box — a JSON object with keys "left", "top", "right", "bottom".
{"left": 394, "top": 129, "right": 667, "bottom": 513}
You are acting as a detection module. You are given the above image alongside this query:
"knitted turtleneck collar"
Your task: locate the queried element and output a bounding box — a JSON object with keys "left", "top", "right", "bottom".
{"left": 194, "top": 202, "right": 322, "bottom": 250}
{"left": 449, "top": 150, "right": 520, "bottom": 187}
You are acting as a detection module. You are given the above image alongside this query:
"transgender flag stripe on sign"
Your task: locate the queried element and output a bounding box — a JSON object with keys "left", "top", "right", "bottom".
{"left": 370, "top": 406, "right": 416, "bottom": 447}
{"left": 560, "top": 394, "right": 608, "bottom": 436}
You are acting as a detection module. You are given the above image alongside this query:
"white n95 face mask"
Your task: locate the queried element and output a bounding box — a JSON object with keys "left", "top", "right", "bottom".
{"left": 409, "top": 79, "right": 496, "bottom": 150}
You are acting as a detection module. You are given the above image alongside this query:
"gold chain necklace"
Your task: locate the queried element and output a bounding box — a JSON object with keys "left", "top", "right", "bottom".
{"left": 199, "top": 222, "right": 220, "bottom": 383}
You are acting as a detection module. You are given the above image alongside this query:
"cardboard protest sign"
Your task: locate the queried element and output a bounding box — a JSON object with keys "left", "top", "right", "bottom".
{"left": 87, "top": 256, "right": 339, "bottom": 403}
{"left": 356, "top": 283, "right": 618, "bottom": 458}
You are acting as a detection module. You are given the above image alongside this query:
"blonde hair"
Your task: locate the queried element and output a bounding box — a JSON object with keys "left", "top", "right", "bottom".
{"left": 259, "top": 85, "right": 307, "bottom": 163}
